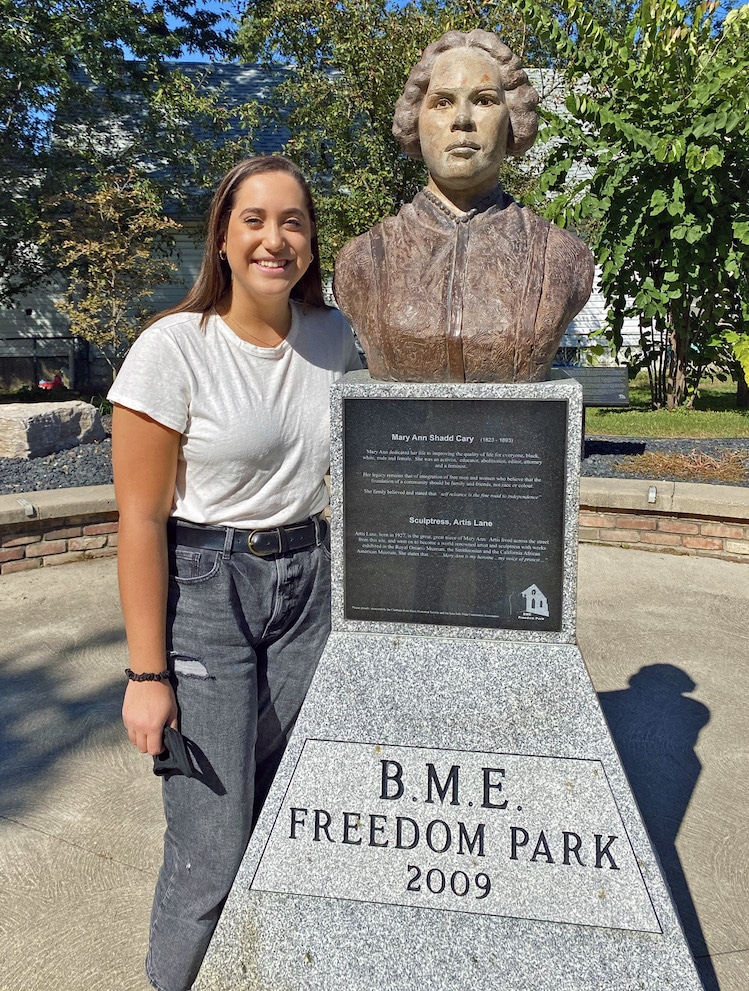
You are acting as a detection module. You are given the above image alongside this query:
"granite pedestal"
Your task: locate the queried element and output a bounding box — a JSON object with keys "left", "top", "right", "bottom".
{"left": 195, "top": 376, "right": 704, "bottom": 991}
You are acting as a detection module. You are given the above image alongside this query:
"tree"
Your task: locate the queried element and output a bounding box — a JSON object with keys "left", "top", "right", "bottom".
{"left": 0, "top": 0, "right": 234, "bottom": 306}
{"left": 39, "top": 170, "right": 179, "bottom": 377}
{"left": 516, "top": 0, "right": 749, "bottom": 408}
{"left": 235, "top": 0, "right": 535, "bottom": 278}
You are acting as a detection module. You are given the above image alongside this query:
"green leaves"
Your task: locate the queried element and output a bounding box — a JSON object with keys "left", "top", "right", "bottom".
{"left": 523, "top": 0, "right": 749, "bottom": 407}
{"left": 0, "top": 0, "right": 236, "bottom": 306}
{"left": 649, "top": 189, "right": 668, "bottom": 215}
{"left": 40, "top": 170, "right": 180, "bottom": 375}
{"left": 734, "top": 221, "right": 749, "bottom": 246}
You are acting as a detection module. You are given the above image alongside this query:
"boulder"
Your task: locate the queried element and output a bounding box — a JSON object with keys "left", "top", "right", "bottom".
{"left": 0, "top": 401, "right": 107, "bottom": 459}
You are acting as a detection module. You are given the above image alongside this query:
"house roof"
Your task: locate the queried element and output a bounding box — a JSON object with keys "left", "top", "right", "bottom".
{"left": 156, "top": 62, "right": 291, "bottom": 155}
{"left": 55, "top": 62, "right": 291, "bottom": 218}
{"left": 61, "top": 61, "right": 290, "bottom": 159}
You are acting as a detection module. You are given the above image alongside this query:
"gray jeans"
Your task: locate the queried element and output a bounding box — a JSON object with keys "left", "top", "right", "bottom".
{"left": 146, "top": 524, "right": 331, "bottom": 991}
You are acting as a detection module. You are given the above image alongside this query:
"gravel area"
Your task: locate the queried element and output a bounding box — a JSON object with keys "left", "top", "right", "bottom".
{"left": 0, "top": 420, "right": 747, "bottom": 496}
{"left": 0, "top": 437, "right": 114, "bottom": 495}
{"left": 582, "top": 436, "right": 749, "bottom": 487}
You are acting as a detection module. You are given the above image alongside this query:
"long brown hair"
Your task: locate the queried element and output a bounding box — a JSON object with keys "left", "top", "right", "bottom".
{"left": 148, "top": 156, "right": 329, "bottom": 328}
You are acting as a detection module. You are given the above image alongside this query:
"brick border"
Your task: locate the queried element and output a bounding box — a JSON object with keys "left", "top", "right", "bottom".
{"left": 0, "top": 486, "right": 118, "bottom": 575}
{"left": 579, "top": 478, "right": 749, "bottom": 563}
{"left": 1, "top": 519, "right": 118, "bottom": 573}
{"left": 1, "top": 479, "right": 748, "bottom": 575}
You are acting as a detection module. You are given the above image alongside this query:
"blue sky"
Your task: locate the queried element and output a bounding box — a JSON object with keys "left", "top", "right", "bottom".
{"left": 172, "top": 0, "right": 242, "bottom": 62}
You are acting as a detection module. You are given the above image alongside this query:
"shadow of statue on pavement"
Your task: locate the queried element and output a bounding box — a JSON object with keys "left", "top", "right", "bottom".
{"left": 599, "top": 663, "right": 718, "bottom": 991}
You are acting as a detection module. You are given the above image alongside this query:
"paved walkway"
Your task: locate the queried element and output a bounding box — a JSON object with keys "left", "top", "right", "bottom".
{"left": 0, "top": 546, "right": 746, "bottom": 991}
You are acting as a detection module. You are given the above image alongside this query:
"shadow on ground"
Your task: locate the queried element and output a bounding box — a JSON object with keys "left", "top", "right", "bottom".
{"left": 600, "top": 663, "right": 718, "bottom": 991}
{"left": 0, "top": 626, "right": 126, "bottom": 822}
{"left": 585, "top": 438, "right": 647, "bottom": 457}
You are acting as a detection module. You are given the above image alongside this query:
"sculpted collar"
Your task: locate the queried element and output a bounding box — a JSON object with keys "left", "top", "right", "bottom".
{"left": 416, "top": 186, "right": 514, "bottom": 226}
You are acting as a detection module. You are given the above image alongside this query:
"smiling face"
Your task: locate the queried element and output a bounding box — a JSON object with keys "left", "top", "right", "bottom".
{"left": 221, "top": 170, "right": 314, "bottom": 309}
{"left": 418, "top": 47, "right": 510, "bottom": 207}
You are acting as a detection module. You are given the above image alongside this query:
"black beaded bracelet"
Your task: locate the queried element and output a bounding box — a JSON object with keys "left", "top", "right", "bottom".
{"left": 125, "top": 668, "right": 170, "bottom": 682}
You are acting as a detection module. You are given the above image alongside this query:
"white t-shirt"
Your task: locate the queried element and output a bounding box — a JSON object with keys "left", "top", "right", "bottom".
{"left": 108, "top": 302, "right": 361, "bottom": 528}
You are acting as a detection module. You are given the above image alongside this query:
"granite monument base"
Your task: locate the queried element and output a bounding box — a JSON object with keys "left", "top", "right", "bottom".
{"left": 196, "top": 633, "right": 703, "bottom": 990}
{"left": 195, "top": 378, "right": 703, "bottom": 990}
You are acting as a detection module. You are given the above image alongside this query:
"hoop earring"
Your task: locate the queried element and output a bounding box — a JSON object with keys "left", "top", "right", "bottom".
{"left": 219, "top": 249, "right": 227, "bottom": 261}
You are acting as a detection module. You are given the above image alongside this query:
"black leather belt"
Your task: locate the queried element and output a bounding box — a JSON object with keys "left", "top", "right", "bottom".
{"left": 168, "top": 516, "right": 328, "bottom": 557}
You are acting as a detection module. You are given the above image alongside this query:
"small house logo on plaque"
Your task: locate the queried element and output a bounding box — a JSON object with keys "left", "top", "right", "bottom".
{"left": 518, "top": 584, "right": 549, "bottom": 620}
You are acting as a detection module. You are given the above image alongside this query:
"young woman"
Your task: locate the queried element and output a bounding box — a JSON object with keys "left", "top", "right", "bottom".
{"left": 109, "top": 156, "right": 361, "bottom": 991}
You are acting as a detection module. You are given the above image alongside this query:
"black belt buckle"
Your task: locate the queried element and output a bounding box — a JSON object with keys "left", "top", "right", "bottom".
{"left": 246, "top": 518, "right": 322, "bottom": 557}
{"left": 247, "top": 527, "right": 282, "bottom": 557}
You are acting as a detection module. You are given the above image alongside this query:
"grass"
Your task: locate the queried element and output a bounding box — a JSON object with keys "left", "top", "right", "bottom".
{"left": 585, "top": 375, "right": 749, "bottom": 438}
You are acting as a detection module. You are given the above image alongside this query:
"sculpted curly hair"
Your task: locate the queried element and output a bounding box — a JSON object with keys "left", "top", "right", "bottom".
{"left": 392, "top": 29, "right": 539, "bottom": 159}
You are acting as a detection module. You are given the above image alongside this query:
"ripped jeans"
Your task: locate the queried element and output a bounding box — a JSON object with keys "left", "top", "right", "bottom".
{"left": 146, "top": 523, "right": 331, "bottom": 991}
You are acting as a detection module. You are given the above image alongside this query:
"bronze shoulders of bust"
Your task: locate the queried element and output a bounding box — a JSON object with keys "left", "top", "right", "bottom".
{"left": 334, "top": 189, "right": 594, "bottom": 383}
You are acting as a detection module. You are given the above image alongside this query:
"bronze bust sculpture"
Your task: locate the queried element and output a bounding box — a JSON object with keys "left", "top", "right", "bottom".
{"left": 333, "top": 30, "right": 594, "bottom": 383}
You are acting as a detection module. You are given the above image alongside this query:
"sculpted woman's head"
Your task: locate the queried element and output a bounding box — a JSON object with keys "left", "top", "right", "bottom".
{"left": 392, "top": 29, "right": 539, "bottom": 174}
